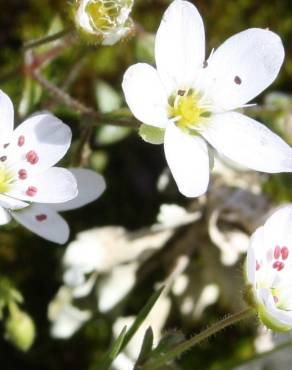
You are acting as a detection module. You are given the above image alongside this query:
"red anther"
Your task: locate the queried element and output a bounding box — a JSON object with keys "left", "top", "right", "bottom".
{"left": 26, "top": 186, "right": 37, "bottom": 197}
{"left": 18, "top": 135, "right": 25, "bottom": 147}
{"left": 26, "top": 150, "right": 39, "bottom": 164}
{"left": 273, "top": 296, "right": 279, "bottom": 304}
{"left": 35, "top": 214, "right": 47, "bottom": 222}
{"left": 272, "top": 261, "right": 281, "bottom": 269}
{"left": 18, "top": 169, "right": 27, "bottom": 180}
{"left": 234, "top": 76, "right": 242, "bottom": 85}
{"left": 256, "top": 261, "right": 260, "bottom": 271}
{"left": 274, "top": 246, "right": 281, "bottom": 259}
{"left": 281, "top": 246, "right": 289, "bottom": 260}
{"left": 277, "top": 262, "right": 285, "bottom": 271}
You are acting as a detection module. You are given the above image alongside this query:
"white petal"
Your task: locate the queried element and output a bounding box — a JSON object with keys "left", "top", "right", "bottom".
{"left": 258, "top": 288, "right": 292, "bottom": 329}
{"left": 155, "top": 0, "right": 205, "bottom": 93}
{"left": 204, "top": 28, "right": 284, "bottom": 110}
{"left": 263, "top": 206, "right": 292, "bottom": 251}
{"left": 0, "top": 90, "right": 14, "bottom": 142}
{"left": 246, "top": 226, "right": 264, "bottom": 285}
{"left": 164, "top": 123, "right": 209, "bottom": 197}
{"left": 11, "top": 204, "right": 70, "bottom": 244}
{"left": 122, "top": 63, "right": 169, "bottom": 128}
{"left": 0, "top": 194, "right": 29, "bottom": 210}
{"left": 51, "top": 168, "right": 105, "bottom": 212}
{"left": 0, "top": 206, "right": 11, "bottom": 225}
{"left": 201, "top": 112, "right": 292, "bottom": 173}
{"left": 7, "top": 113, "right": 72, "bottom": 176}
{"left": 7, "top": 167, "right": 78, "bottom": 204}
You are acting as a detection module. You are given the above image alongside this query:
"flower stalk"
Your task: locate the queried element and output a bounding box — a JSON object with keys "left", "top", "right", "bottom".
{"left": 140, "top": 307, "right": 254, "bottom": 370}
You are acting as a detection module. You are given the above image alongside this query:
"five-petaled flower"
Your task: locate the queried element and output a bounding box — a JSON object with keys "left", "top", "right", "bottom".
{"left": 122, "top": 0, "right": 292, "bottom": 197}
{"left": 0, "top": 90, "right": 78, "bottom": 224}
{"left": 246, "top": 206, "right": 292, "bottom": 331}
{"left": 11, "top": 169, "right": 106, "bottom": 244}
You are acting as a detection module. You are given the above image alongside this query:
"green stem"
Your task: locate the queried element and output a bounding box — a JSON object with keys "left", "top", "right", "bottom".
{"left": 141, "top": 307, "right": 254, "bottom": 370}
{"left": 23, "top": 28, "right": 75, "bottom": 50}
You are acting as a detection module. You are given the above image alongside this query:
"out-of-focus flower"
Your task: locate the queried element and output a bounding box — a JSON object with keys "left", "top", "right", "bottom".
{"left": 246, "top": 205, "right": 292, "bottom": 331}
{"left": 73, "top": 0, "right": 134, "bottom": 45}
{"left": 11, "top": 169, "right": 105, "bottom": 244}
{"left": 48, "top": 287, "right": 91, "bottom": 339}
{"left": 0, "top": 90, "right": 77, "bottom": 219}
{"left": 122, "top": 0, "right": 291, "bottom": 198}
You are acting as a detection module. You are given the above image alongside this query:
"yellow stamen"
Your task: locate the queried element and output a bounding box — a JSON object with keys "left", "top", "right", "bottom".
{"left": 86, "top": 1, "right": 120, "bottom": 31}
{"left": 168, "top": 89, "right": 209, "bottom": 130}
{"left": 0, "top": 166, "right": 14, "bottom": 193}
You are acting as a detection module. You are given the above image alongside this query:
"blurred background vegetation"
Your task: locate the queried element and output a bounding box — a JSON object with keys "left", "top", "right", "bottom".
{"left": 1, "top": 1, "right": 292, "bottom": 369}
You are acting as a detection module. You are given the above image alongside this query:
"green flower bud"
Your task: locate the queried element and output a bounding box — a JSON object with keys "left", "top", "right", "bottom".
{"left": 5, "top": 303, "right": 36, "bottom": 352}
{"left": 73, "top": 0, "right": 134, "bottom": 45}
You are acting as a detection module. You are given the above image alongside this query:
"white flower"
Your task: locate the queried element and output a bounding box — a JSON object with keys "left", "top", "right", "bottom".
{"left": 74, "top": 0, "right": 134, "bottom": 45}
{"left": 246, "top": 205, "right": 292, "bottom": 331}
{"left": 10, "top": 168, "right": 106, "bottom": 244}
{"left": 122, "top": 0, "right": 292, "bottom": 198}
{"left": 0, "top": 90, "right": 78, "bottom": 220}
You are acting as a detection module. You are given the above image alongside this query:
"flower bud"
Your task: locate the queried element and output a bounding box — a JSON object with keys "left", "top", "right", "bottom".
{"left": 5, "top": 303, "right": 36, "bottom": 352}
{"left": 73, "top": 0, "right": 134, "bottom": 45}
{"left": 245, "top": 206, "right": 292, "bottom": 332}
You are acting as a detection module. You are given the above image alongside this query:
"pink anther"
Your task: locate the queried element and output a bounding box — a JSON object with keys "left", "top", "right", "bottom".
{"left": 26, "top": 186, "right": 37, "bottom": 197}
{"left": 281, "top": 246, "right": 289, "bottom": 260}
{"left": 35, "top": 214, "right": 47, "bottom": 222}
{"left": 18, "top": 169, "right": 27, "bottom": 180}
{"left": 18, "top": 135, "right": 25, "bottom": 147}
{"left": 26, "top": 150, "right": 39, "bottom": 164}
{"left": 274, "top": 246, "right": 281, "bottom": 259}
{"left": 256, "top": 261, "right": 260, "bottom": 271}
{"left": 273, "top": 296, "right": 279, "bottom": 304}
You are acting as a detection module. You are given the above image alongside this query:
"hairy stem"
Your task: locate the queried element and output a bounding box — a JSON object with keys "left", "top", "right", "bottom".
{"left": 141, "top": 307, "right": 254, "bottom": 370}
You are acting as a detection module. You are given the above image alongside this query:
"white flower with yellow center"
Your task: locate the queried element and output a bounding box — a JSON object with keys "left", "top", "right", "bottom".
{"left": 74, "top": 0, "right": 134, "bottom": 45}
{"left": 246, "top": 206, "right": 292, "bottom": 331}
{"left": 0, "top": 90, "right": 77, "bottom": 224}
{"left": 122, "top": 0, "right": 292, "bottom": 197}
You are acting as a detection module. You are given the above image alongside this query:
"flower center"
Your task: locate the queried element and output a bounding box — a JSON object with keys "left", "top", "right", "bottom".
{"left": 86, "top": 0, "right": 121, "bottom": 31}
{"left": 0, "top": 165, "right": 14, "bottom": 193}
{"left": 168, "top": 89, "right": 210, "bottom": 131}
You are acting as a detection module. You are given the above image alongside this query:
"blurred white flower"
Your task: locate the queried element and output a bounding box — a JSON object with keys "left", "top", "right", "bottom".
{"left": 122, "top": 0, "right": 291, "bottom": 198}
{"left": 0, "top": 90, "right": 77, "bottom": 218}
{"left": 48, "top": 287, "right": 92, "bottom": 339}
{"left": 11, "top": 168, "right": 105, "bottom": 244}
{"left": 246, "top": 205, "right": 292, "bottom": 331}
{"left": 74, "top": 0, "right": 134, "bottom": 45}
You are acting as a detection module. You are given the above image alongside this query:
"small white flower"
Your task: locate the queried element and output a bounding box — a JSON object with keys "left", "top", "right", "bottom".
{"left": 122, "top": 0, "right": 292, "bottom": 197}
{"left": 74, "top": 0, "right": 134, "bottom": 45}
{"left": 0, "top": 90, "right": 77, "bottom": 218}
{"left": 11, "top": 168, "right": 106, "bottom": 244}
{"left": 246, "top": 206, "right": 292, "bottom": 331}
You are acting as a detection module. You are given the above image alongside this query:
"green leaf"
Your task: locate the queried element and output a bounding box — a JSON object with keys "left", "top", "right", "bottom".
{"left": 121, "top": 286, "right": 165, "bottom": 351}
{"left": 96, "top": 125, "right": 131, "bottom": 145}
{"left": 149, "top": 330, "right": 185, "bottom": 360}
{"left": 139, "top": 124, "right": 165, "bottom": 145}
{"left": 95, "top": 80, "right": 122, "bottom": 114}
{"left": 135, "top": 327, "right": 154, "bottom": 367}
{"left": 95, "top": 326, "right": 127, "bottom": 370}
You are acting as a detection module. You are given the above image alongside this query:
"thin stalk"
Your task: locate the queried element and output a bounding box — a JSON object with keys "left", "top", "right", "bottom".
{"left": 141, "top": 307, "right": 254, "bottom": 370}
{"left": 23, "top": 28, "right": 75, "bottom": 50}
